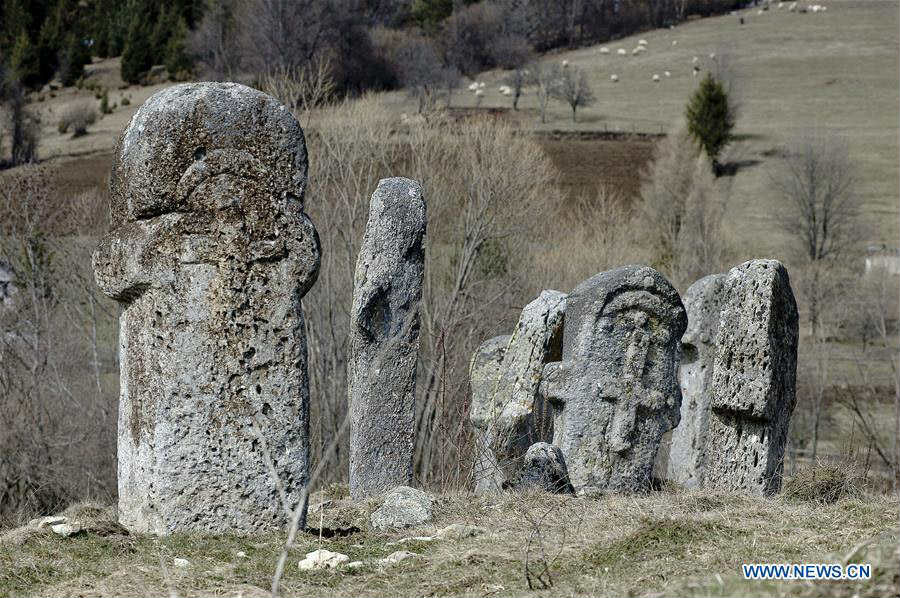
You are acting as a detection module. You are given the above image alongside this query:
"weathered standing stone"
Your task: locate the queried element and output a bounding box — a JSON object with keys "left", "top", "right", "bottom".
{"left": 468, "top": 290, "right": 566, "bottom": 493}
{"left": 92, "top": 83, "right": 320, "bottom": 534}
{"left": 519, "top": 442, "right": 574, "bottom": 494}
{"left": 662, "top": 274, "right": 727, "bottom": 488}
{"left": 539, "top": 266, "right": 687, "bottom": 494}
{"left": 348, "top": 177, "right": 426, "bottom": 500}
{"left": 703, "top": 260, "right": 798, "bottom": 496}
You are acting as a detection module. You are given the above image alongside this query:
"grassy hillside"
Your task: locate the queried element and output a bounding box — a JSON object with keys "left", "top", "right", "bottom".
{"left": 1, "top": 486, "right": 897, "bottom": 597}
{"left": 419, "top": 0, "right": 900, "bottom": 252}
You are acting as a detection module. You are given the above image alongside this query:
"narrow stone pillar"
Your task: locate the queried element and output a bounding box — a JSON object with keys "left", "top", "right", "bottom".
{"left": 348, "top": 178, "right": 426, "bottom": 499}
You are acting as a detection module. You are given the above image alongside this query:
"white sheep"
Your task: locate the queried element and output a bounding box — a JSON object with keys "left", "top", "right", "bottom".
{"left": 672, "top": 40, "right": 678, "bottom": 46}
{"left": 617, "top": 48, "right": 627, "bottom": 55}
{"left": 610, "top": 74, "right": 619, "bottom": 82}
{"left": 788, "top": 1, "right": 797, "bottom": 10}
{"left": 467, "top": 82, "right": 479, "bottom": 91}
{"left": 639, "top": 39, "right": 648, "bottom": 46}
{"left": 632, "top": 46, "right": 646, "bottom": 55}
{"left": 692, "top": 55, "right": 699, "bottom": 64}
{"left": 600, "top": 47, "right": 610, "bottom": 54}
{"left": 498, "top": 85, "right": 511, "bottom": 95}
{"left": 562, "top": 59, "right": 569, "bottom": 67}
{"left": 477, "top": 81, "right": 486, "bottom": 89}
{"left": 474, "top": 89, "right": 484, "bottom": 97}
{"left": 757, "top": 8, "right": 764, "bottom": 14}
{"left": 664, "top": 70, "right": 671, "bottom": 77}
{"left": 652, "top": 74, "right": 660, "bottom": 82}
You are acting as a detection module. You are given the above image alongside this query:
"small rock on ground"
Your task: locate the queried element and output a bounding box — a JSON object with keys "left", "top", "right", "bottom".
{"left": 173, "top": 558, "right": 191, "bottom": 568}
{"left": 49, "top": 523, "right": 83, "bottom": 537}
{"left": 298, "top": 549, "right": 350, "bottom": 570}
{"left": 370, "top": 486, "right": 434, "bottom": 530}
{"left": 380, "top": 550, "right": 419, "bottom": 565}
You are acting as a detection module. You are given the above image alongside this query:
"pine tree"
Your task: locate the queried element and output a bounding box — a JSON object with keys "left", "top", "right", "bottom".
{"left": 685, "top": 73, "right": 734, "bottom": 169}
{"left": 120, "top": 3, "right": 154, "bottom": 84}
{"left": 163, "top": 17, "right": 192, "bottom": 80}
{"left": 9, "top": 31, "right": 41, "bottom": 87}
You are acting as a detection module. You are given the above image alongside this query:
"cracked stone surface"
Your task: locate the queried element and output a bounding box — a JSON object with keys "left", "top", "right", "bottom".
{"left": 348, "top": 178, "right": 426, "bottom": 500}
{"left": 93, "top": 82, "right": 320, "bottom": 534}
{"left": 469, "top": 291, "right": 566, "bottom": 493}
{"left": 539, "top": 266, "right": 686, "bottom": 494}
{"left": 703, "top": 260, "right": 798, "bottom": 496}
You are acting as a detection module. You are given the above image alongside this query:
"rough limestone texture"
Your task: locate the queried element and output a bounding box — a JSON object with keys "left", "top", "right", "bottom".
{"left": 469, "top": 291, "right": 567, "bottom": 493}
{"left": 0, "top": 261, "right": 14, "bottom": 310}
{"left": 370, "top": 486, "right": 434, "bottom": 530}
{"left": 92, "top": 83, "right": 321, "bottom": 534}
{"left": 348, "top": 177, "right": 426, "bottom": 500}
{"left": 539, "top": 266, "right": 687, "bottom": 494}
{"left": 519, "top": 442, "right": 574, "bottom": 494}
{"left": 468, "top": 334, "right": 510, "bottom": 493}
{"left": 703, "top": 260, "right": 798, "bottom": 496}
{"left": 661, "top": 273, "right": 727, "bottom": 488}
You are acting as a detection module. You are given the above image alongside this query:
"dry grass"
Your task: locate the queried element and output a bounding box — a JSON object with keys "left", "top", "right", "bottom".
{"left": 1, "top": 486, "right": 896, "bottom": 598}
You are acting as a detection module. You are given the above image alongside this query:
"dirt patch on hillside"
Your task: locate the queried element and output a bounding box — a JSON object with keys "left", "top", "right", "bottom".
{"left": 47, "top": 152, "right": 114, "bottom": 196}
{"left": 535, "top": 133, "right": 658, "bottom": 203}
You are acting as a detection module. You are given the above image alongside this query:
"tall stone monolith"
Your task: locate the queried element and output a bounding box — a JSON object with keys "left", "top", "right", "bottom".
{"left": 93, "top": 83, "right": 321, "bottom": 534}
{"left": 348, "top": 177, "right": 426, "bottom": 500}
{"left": 663, "top": 273, "right": 727, "bottom": 487}
{"left": 703, "top": 260, "right": 798, "bottom": 496}
{"left": 469, "top": 290, "right": 566, "bottom": 493}
{"left": 539, "top": 266, "right": 687, "bottom": 494}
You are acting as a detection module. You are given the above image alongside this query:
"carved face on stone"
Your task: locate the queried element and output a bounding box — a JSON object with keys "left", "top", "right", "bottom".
{"left": 540, "top": 266, "right": 686, "bottom": 493}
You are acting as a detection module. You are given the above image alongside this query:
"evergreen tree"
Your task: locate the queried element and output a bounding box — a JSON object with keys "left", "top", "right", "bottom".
{"left": 9, "top": 31, "right": 41, "bottom": 87}
{"left": 163, "top": 17, "right": 192, "bottom": 79}
{"left": 58, "top": 33, "right": 91, "bottom": 86}
{"left": 120, "top": 2, "right": 154, "bottom": 84}
{"left": 685, "top": 73, "right": 735, "bottom": 168}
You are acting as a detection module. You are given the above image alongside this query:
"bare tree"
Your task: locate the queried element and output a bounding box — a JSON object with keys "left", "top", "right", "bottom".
{"left": 550, "top": 65, "right": 595, "bottom": 122}
{"left": 530, "top": 62, "right": 562, "bottom": 124}
{"left": 391, "top": 35, "right": 450, "bottom": 114}
{"left": 188, "top": 0, "right": 243, "bottom": 80}
{"left": 239, "top": 0, "right": 331, "bottom": 74}
{"left": 770, "top": 133, "right": 859, "bottom": 337}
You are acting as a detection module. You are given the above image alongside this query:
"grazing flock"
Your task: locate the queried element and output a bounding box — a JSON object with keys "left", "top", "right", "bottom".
{"left": 465, "top": 1, "right": 832, "bottom": 98}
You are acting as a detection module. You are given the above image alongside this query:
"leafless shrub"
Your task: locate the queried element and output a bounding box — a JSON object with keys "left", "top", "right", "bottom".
{"left": 0, "top": 170, "right": 117, "bottom": 523}
{"left": 782, "top": 460, "right": 867, "bottom": 504}
{"left": 58, "top": 102, "right": 98, "bottom": 138}
{"left": 259, "top": 54, "right": 336, "bottom": 128}
{"left": 638, "top": 126, "right": 731, "bottom": 288}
